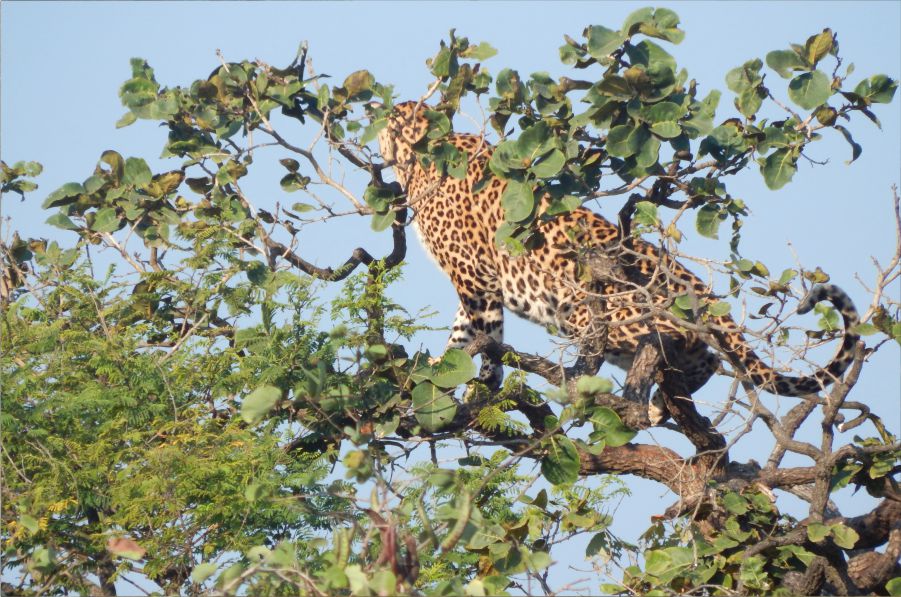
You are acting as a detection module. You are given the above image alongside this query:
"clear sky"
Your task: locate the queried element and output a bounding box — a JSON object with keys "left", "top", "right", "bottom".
{"left": 2, "top": 1, "right": 900, "bottom": 593}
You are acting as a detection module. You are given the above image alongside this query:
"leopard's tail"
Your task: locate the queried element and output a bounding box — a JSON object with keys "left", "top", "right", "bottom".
{"left": 715, "top": 284, "right": 860, "bottom": 396}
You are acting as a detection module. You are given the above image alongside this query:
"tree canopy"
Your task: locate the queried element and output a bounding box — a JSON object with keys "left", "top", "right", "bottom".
{"left": 2, "top": 7, "right": 900, "bottom": 596}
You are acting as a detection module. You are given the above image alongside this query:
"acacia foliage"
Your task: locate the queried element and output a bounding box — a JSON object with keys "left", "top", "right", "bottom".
{"left": 2, "top": 7, "right": 900, "bottom": 596}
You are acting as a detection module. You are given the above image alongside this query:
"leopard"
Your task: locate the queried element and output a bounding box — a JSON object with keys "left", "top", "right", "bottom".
{"left": 376, "top": 100, "right": 860, "bottom": 423}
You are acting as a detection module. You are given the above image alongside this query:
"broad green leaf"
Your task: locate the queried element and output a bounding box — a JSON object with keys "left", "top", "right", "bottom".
{"left": 530, "top": 149, "right": 565, "bottom": 178}
{"left": 830, "top": 523, "right": 859, "bottom": 549}
{"left": 652, "top": 120, "right": 681, "bottom": 139}
{"left": 291, "top": 202, "right": 316, "bottom": 213}
{"left": 429, "top": 348, "right": 476, "bottom": 388}
{"left": 412, "top": 381, "right": 458, "bottom": 432}
{"left": 19, "top": 515, "right": 39, "bottom": 534}
{"left": 586, "top": 25, "right": 626, "bottom": 60}
{"left": 726, "top": 59, "right": 762, "bottom": 93}
{"left": 634, "top": 200, "right": 659, "bottom": 226}
{"left": 43, "top": 182, "right": 85, "bottom": 209}
{"left": 541, "top": 435, "right": 580, "bottom": 485}
{"left": 804, "top": 29, "right": 833, "bottom": 68}
{"left": 589, "top": 407, "right": 636, "bottom": 447}
{"left": 342, "top": 69, "right": 374, "bottom": 98}
{"left": 695, "top": 204, "right": 725, "bottom": 239}
{"left": 91, "top": 208, "right": 121, "bottom": 233}
{"left": 854, "top": 74, "right": 899, "bottom": 104}
{"left": 722, "top": 491, "right": 749, "bottom": 515}
{"left": 116, "top": 112, "right": 137, "bottom": 128}
{"left": 123, "top": 157, "right": 152, "bottom": 187}
{"left": 625, "top": 40, "right": 676, "bottom": 72}
{"left": 46, "top": 213, "right": 79, "bottom": 231}
{"left": 708, "top": 301, "right": 731, "bottom": 317}
{"left": 364, "top": 186, "right": 394, "bottom": 212}
{"left": 644, "top": 549, "right": 673, "bottom": 577}
{"left": 241, "top": 385, "right": 282, "bottom": 424}
{"left": 806, "top": 522, "right": 830, "bottom": 543}
{"left": 517, "top": 121, "right": 553, "bottom": 158}
{"left": 594, "top": 75, "right": 633, "bottom": 100}
{"left": 461, "top": 41, "right": 498, "bottom": 61}
{"left": 766, "top": 49, "right": 808, "bottom": 79}
{"left": 191, "top": 562, "right": 218, "bottom": 584}
{"left": 737, "top": 87, "right": 763, "bottom": 118}
{"left": 761, "top": 147, "right": 797, "bottom": 190}
{"left": 635, "top": 134, "right": 660, "bottom": 168}
{"left": 501, "top": 180, "right": 535, "bottom": 223}
{"left": 371, "top": 210, "right": 395, "bottom": 232}
{"left": 606, "top": 125, "right": 637, "bottom": 158}
{"left": 576, "top": 376, "right": 613, "bottom": 396}
{"left": 886, "top": 577, "right": 901, "bottom": 596}
{"left": 788, "top": 71, "right": 831, "bottom": 110}
{"left": 645, "top": 101, "right": 682, "bottom": 123}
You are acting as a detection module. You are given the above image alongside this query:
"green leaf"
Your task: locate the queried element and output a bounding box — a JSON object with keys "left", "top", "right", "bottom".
{"left": 708, "top": 301, "right": 731, "bottom": 317}
{"left": 461, "top": 41, "right": 498, "bottom": 61}
{"left": 806, "top": 522, "right": 831, "bottom": 543}
{"left": 46, "top": 213, "right": 79, "bottom": 231}
{"left": 429, "top": 348, "right": 476, "bottom": 388}
{"left": 541, "top": 435, "right": 580, "bottom": 485}
{"left": 766, "top": 49, "right": 808, "bottom": 79}
{"left": 501, "top": 180, "right": 535, "bottom": 223}
{"left": 606, "top": 125, "right": 637, "bottom": 158}
{"left": 886, "top": 577, "right": 901, "bottom": 596}
{"left": 43, "top": 182, "right": 85, "bottom": 209}
{"left": 291, "top": 202, "right": 316, "bottom": 213}
{"left": 576, "top": 376, "right": 613, "bottom": 396}
{"left": 370, "top": 570, "right": 396, "bottom": 596}
{"left": 635, "top": 134, "right": 660, "bottom": 168}
{"left": 371, "top": 210, "right": 395, "bottom": 232}
{"left": 411, "top": 381, "right": 458, "bottom": 432}
{"left": 91, "top": 208, "right": 121, "bottom": 233}
{"left": 342, "top": 69, "right": 374, "bottom": 99}
{"left": 625, "top": 40, "right": 676, "bottom": 72}
{"left": 854, "top": 74, "right": 899, "bottom": 104}
{"left": 850, "top": 323, "right": 878, "bottom": 336}
{"left": 634, "top": 201, "right": 659, "bottom": 226}
{"left": 788, "top": 71, "right": 832, "bottom": 110}
{"left": 586, "top": 25, "right": 626, "bottom": 60}
{"left": 695, "top": 204, "right": 725, "bottom": 239}
{"left": 241, "top": 385, "right": 281, "bottom": 424}
{"left": 804, "top": 29, "right": 833, "bottom": 68}
{"left": 649, "top": 120, "right": 680, "bottom": 139}
{"left": 726, "top": 59, "right": 762, "bottom": 93}
{"left": 19, "top": 515, "right": 40, "bottom": 534}
{"left": 530, "top": 149, "right": 565, "bottom": 178}
{"left": 589, "top": 407, "right": 636, "bottom": 447}
{"left": 722, "top": 491, "right": 749, "bottom": 515}
{"left": 123, "top": 157, "right": 152, "bottom": 188}
{"left": 116, "top": 112, "right": 138, "bottom": 129}
{"left": 761, "top": 147, "right": 797, "bottom": 190}
{"left": 517, "top": 121, "right": 553, "bottom": 158}
{"left": 191, "top": 562, "right": 218, "bottom": 584}
{"left": 830, "top": 523, "right": 859, "bottom": 549}
{"left": 737, "top": 87, "right": 764, "bottom": 119}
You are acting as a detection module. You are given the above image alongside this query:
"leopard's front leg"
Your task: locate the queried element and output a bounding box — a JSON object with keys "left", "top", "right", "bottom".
{"left": 441, "top": 292, "right": 505, "bottom": 389}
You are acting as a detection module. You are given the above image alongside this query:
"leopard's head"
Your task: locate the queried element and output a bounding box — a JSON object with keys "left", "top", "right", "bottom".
{"left": 376, "top": 101, "right": 430, "bottom": 183}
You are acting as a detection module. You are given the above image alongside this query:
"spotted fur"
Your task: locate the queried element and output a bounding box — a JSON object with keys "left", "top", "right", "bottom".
{"left": 378, "top": 101, "right": 860, "bottom": 410}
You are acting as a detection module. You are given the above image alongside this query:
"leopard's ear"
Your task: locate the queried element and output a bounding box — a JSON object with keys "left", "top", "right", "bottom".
{"left": 393, "top": 101, "right": 429, "bottom": 146}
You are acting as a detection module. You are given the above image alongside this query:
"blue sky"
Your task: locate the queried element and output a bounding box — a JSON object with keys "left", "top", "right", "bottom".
{"left": 2, "top": 1, "right": 900, "bottom": 593}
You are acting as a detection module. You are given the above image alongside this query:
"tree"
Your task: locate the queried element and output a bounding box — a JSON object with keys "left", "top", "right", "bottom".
{"left": 2, "top": 7, "right": 899, "bottom": 595}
